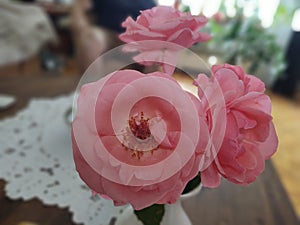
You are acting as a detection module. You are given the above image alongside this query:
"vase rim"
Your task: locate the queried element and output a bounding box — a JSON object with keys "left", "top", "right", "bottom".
{"left": 180, "top": 183, "right": 202, "bottom": 200}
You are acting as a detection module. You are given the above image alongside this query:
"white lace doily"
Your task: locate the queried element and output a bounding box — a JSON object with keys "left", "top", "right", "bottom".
{"left": 0, "top": 95, "right": 126, "bottom": 225}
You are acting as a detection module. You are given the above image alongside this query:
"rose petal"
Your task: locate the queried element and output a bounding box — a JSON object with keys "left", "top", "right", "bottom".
{"left": 201, "top": 163, "right": 221, "bottom": 188}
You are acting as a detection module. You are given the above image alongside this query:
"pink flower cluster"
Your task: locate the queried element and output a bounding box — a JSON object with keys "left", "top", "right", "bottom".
{"left": 119, "top": 6, "right": 211, "bottom": 75}
{"left": 119, "top": 6, "right": 210, "bottom": 48}
{"left": 195, "top": 64, "right": 278, "bottom": 187}
{"left": 72, "top": 6, "right": 278, "bottom": 210}
{"left": 72, "top": 70, "right": 210, "bottom": 210}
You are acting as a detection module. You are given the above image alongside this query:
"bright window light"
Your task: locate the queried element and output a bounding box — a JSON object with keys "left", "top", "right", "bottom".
{"left": 225, "top": 0, "right": 237, "bottom": 17}
{"left": 258, "top": 0, "right": 280, "bottom": 28}
{"left": 243, "top": 1, "right": 256, "bottom": 17}
{"left": 158, "top": 0, "right": 175, "bottom": 6}
{"left": 208, "top": 56, "right": 218, "bottom": 65}
{"left": 202, "top": 0, "right": 221, "bottom": 17}
{"left": 182, "top": 0, "right": 205, "bottom": 15}
{"left": 292, "top": 9, "right": 300, "bottom": 31}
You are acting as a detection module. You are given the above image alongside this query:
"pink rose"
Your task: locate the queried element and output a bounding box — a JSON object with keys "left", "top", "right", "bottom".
{"left": 119, "top": 6, "right": 210, "bottom": 47}
{"left": 194, "top": 64, "right": 278, "bottom": 187}
{"left": 72, "top": 69, "right": 209, "bottom": 210}
{"left": 119, "top": 6, "right": 211, "bottom": 74}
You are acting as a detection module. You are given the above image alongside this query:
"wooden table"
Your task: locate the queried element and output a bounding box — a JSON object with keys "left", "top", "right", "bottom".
{"left": 0, "top": 72, "right": 299, "bottom": 225}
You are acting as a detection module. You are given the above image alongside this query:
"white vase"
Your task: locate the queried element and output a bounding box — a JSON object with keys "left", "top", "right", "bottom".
{"left": 115, "top": 184, "right": 202, "bottom": 225}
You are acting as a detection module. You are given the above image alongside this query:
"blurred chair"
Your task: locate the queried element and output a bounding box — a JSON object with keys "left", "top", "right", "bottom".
{"left": 0, "top": 0, "right": 57, "bottom": 67}
{"left": 272, "top": 31, "right": 300, "bottom": 99}
{"left": 0, "top": 0, "right": 57, "bottom": 110}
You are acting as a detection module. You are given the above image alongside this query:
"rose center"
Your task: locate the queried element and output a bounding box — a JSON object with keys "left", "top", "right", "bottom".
{"left": 120, "top": 112, "right": 165, "bottom": 153}
{"left": 128, "top": 112, "right": 151, "bottom": 140}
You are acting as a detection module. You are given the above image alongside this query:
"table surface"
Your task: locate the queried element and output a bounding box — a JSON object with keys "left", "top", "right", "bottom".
{"left": 0, "top": 72, "right": 299, "bottom": 225}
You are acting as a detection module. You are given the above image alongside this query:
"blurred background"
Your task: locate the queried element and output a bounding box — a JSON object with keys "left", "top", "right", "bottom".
{"left": 0, "top": 0, "right": 300, "bottom": 224}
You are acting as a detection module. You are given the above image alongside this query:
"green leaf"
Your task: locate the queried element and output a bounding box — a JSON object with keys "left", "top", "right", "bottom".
{"left": 182, "top": 173, "right": 201, "bottom": 194}
{"left": 134, "top": 204, "right": 165, "bottom": 225}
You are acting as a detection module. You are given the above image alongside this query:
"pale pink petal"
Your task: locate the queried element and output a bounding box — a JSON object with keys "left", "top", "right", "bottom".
{"left": 236, "top": 148, "right": 258, "bottom": 170}
{"left": 201, "top": 163, "right": 221, "bottom": 188}
{"left": 232, "top": 92, "right": 272, "bottom": 114}
{"left": 213, "top": 67, "right": 244, "bottom": 103}
{"left": 231, "top": 110, "right": 257, "bottom": 130}
{"left": 225, "top": 112, "right": 239, "bottom": 138}
{"left": 162, "top": 63, "right": 176, "bottom": 75}
{"left": 119, "top": 29, "right": 165, "bottom": 42}
{"left": 149, "top": 116, "right": 167, "bottom": 144}
{"left": 121, "top": 17, "right": 148, "bottom": 31}
{"left": 258, "top": 122, "right": 278, "bottom": 159}
{"left": 245, "top": 74, "right": 265, "bottom": 93}
{"left": 167, "top": 28, "right": 195, "bottom": 48}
